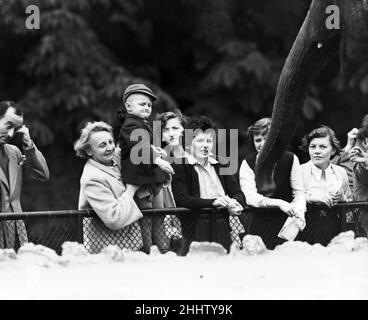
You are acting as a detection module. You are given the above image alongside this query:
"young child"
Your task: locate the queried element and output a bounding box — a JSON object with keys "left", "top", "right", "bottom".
{"left": 118, "top": 83, "right": 174, "bottom": 253}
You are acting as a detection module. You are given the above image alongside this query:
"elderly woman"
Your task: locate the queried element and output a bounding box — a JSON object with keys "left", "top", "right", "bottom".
{"left": 171, "top": 115, "right": 246, "bottom": 255}
{"left": 299, "top": 126, "right": 352, "bottom": 245}
{"left": 74, "top": 121, "right": 143, "bottom": 253}
{"left": 239, "top": 118, "right": 306, "bottom": 249}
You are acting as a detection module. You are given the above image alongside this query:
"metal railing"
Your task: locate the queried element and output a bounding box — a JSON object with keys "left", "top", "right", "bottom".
{"left": 0, "top": 202, "right": 367, "bottom": 255}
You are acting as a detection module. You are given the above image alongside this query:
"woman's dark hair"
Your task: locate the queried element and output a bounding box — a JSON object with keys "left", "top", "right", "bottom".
{"left": 156, "top": 109, "right": 187, "bottom": 130}
{"left": 183, "top": 115, "right": 218, "bottom": 150}
{"left": 300, "top": 126, "right": 341, "bottom": 154}
{"left": 186, "top": 115, "right": 217, "bottom": 132}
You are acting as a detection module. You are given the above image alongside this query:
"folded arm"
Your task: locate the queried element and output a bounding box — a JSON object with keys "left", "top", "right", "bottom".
{"left": 81, "top": 178, "right": 143, "bottom": 230}
{"left": 171, "top": 164, "right": 215, "bottom": 209}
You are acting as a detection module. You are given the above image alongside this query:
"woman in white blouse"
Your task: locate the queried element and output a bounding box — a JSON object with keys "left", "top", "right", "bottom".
{"left": 239, "top": 118, "right": 306, "bottom": 249}
{"left": 299, "top": 126, "right": 352, "bottom": 245}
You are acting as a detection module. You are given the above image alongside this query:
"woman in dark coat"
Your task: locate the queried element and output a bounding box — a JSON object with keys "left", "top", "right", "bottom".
{"left": 171, "top": 116, "right": 246, "bottom": 255}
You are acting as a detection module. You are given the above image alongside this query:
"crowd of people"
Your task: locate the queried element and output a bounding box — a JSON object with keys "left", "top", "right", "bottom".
{"left": 1, "top": 84, "right": 368, "bottom": 254}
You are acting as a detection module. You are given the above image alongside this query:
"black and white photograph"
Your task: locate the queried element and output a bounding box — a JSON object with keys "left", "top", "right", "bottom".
{"left": 0, "top": 0, "right": 367, "bottom": 304}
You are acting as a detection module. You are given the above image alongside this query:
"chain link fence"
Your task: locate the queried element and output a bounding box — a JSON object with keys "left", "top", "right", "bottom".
{"left": 0, "top": 203, "right": 367, "bottom": 255}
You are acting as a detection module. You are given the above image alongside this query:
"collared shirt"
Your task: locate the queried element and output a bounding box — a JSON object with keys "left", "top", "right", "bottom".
{"left": 239, "top": 154, "right": 306, "bottom": 213}
{"left": 90, "top": 157, "right": 122, "bottom": 182}
{"left": 186, "top": 154, "right": 226, "bottom": 199}
{"left": 300, "top": 160, "right": 352, "bottom": 202}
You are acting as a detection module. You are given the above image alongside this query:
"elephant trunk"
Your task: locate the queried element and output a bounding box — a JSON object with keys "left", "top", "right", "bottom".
{"left": 255, "top": 0, "right": 340, "bottom": 195}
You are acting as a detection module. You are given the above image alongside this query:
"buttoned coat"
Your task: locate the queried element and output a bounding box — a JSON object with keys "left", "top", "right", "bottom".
{"left": 118, "top": 114, "right": 166, "bottom": 185}
{"left": 0, "top": 143, "right": 49, "bottom": 248}
{"left": 171, "top": 158, "right": 246, "bottom": 252}
{"left": 78, "top": 156, "right": 143, "bottom": 253}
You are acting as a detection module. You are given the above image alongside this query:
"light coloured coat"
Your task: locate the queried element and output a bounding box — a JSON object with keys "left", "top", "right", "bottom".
{"left": 78, "top": 157, "right": 143, "bottom": 253}
{"left": 0, "top": 143, "right": 49, "bottom": 248}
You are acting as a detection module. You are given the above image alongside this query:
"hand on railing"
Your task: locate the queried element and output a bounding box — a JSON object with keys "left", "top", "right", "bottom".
{"left": 330, "top": 191, "right": 344, "bottom": 205}
{"left": 212, "top": 196, "right": 230, "bottom": 208}
{"left": 212, "top": 195, "right": 243, "bottom": 216}
{"left": 275, "top": 200, "right": 295, "bottom": 217}
{"left": 307, "top": 190, "right": 335, "bottom": 208}
{"left": 292, "top": 207, "right": 306, "bottom": 231}
{"left": 226, "top": 198, "right": 244, "bottom": 216}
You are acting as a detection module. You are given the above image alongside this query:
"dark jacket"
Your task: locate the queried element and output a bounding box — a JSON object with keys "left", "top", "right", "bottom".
{"left": 171, "top": 158, "right": 246, "bottom": 252}
{"left": 118, "top": 114, "right": 166, "bottom": 185}
{"left": 172, "top": 159, "right": 246, "bottom": 209}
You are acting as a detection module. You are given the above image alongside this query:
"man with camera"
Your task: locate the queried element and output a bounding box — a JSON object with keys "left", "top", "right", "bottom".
{"left": 0, "top": 101, "right": 49, "bottom": 249}
{"left": 347, "top": 114, "right": 368, "bottom": 237}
